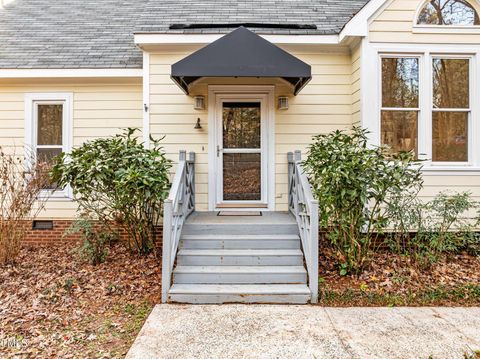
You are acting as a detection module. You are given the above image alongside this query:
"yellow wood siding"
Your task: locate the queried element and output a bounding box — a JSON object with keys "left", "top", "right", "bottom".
{"left": 351, "top": 42, "right": 362, "bottom": 126}
{"left": 149, "top": 49, "right": 358, "bottom": 211}
{"left": 0, "top": 79, "right": 143, "bottom": 219}
{"left": 422, "top": 175, "right": 480, "bottom": 201}
{"left": 369, "top": 0, "right": 480, "bottom": 43}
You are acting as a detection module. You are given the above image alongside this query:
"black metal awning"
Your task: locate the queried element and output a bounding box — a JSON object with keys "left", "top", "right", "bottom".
{"left": 171, "top": 27, "right": 312, "bottom": 95}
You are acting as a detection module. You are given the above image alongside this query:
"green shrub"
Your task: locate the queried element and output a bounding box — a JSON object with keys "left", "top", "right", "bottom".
{"left": 422, "top": 191, "right": 478, "bottom": 252}
{"left": 384, "top": 183, "right": 423, "bottom": 254}
{"left": 303, "top": 127, "right": 423, "bottom": 275}
{"left": 387, "top": 190, "right": 479, "bottom": 266}
{"left": 462, "top": 232, "right": 480, "bottom": 256}
{"left": 52, "top": 128, "right": 171, "bottom": 255}
{"left": 65, "top": 216, "right": 116, "bottom": 265}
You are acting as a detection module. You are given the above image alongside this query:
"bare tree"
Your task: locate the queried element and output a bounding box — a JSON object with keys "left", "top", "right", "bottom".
{"left": 0, "top": 148, "right": 52, "bottom": 265}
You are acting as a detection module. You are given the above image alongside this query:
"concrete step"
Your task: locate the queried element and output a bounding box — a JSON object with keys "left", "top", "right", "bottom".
{"left": 177, "top": 249, "right": 304, "bottom": 266}
{"left": 168, "top": 284, "right": 311, "bottom": 304}
{"left": 179, "top": 234, "right": 301, "bottom": 249}
{"left": 173, "top": 265, "right": 307, "bottom": 284}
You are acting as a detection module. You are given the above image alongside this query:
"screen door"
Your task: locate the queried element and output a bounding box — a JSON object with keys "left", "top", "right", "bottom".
{"left": 216, "top": 97, "right": 267, "bottom": 207}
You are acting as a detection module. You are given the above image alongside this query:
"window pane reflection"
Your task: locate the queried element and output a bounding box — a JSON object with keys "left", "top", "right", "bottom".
{"left": 223, "top": 153, "right": 261, "bottom": 201}
{"left": 381, "top": 111, "right": 418, "bottom": 155}
{"left": 223, "top": 102, "right": 261, "bottom": 149}
{"left": 433, "top": 58, "right": 469, "bottom": 109}
{"left": 382, "top": 58, "right": 419, "bottom": 108}
{"left": 432, "top": 112, "right": 468, "bottom": 162}
{"left": 37, "top": 104, "right": 63, "bottom": 145}
{"left": 418, "top": 0, "right": 480, "bottom": 25}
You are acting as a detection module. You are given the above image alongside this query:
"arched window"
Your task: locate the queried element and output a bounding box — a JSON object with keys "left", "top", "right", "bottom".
{"left": 417, "top": 0, "right": 480, "bottom": 25}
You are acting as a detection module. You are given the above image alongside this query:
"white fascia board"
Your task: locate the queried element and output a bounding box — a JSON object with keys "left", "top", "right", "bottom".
{"left": 339, "top": 0, "right": 389, "bottom": 42}
{"left": 134, "top": 33, "right": 340, "bottom": 46}
{"left": 0, "top": 68, "right": 143, "bottom": 79}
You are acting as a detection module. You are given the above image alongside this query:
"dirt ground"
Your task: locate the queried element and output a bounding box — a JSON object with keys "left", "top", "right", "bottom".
{"left": 0, "top": 242, "right": 479, "bottom": 358}
{"left": 0, "top": 242, "right": 161, "bottom": 358}
{"left": 319, "top": 247, "right": 480, "bottom": 306}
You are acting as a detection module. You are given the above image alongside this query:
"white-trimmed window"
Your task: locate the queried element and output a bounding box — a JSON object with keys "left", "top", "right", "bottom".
{"left": 379, "top": 53, "right": 476, "bottom": 169}
{"left": 25, "top": 93, "right": 73, "bottom": 197}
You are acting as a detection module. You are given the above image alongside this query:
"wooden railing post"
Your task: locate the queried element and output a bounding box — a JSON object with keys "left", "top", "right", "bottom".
{"left": 162, "top": 151, "right": 195, "bottom": 303}
{"left": 294, "top": 150, "right": 301, "bottom": 162}
{"left": 189, "top": 152, "right": 195, "bottom": 210}
{"left": 287, "top": 150, "right": 319, "bottom": 304}
{"left": 179, "top": 150, "right": 186, "bottom": 208}
{"left": 161, "top": 150, "right": 196, "bottom": 303}
{"left": 310, "top": 199, "right": 319, "bottom": 303}
{"left": 179, "top": 150, "right": 186, "bottom": 161}
{"left": 287, "top": 152, "right": 293, "bottom": 211}
{"left": 161, "top": 199, "right": 173, "bottom": 303}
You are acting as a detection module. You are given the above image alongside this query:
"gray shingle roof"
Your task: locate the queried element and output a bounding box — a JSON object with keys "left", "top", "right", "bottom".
{"left": 0, "top": 0, "right": 370, "bottom": 69}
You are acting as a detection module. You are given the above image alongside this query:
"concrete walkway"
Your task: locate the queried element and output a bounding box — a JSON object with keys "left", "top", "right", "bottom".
{"left": 127, "top": 305, "right": 480, "bottom": 359}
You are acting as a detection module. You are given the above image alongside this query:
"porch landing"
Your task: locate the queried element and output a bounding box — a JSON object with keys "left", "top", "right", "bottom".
{"left": 185, "top": 211, "right": 296, "bottom": 225}
{"left": 126, "top": 305, "right": 480, "bottom": 359}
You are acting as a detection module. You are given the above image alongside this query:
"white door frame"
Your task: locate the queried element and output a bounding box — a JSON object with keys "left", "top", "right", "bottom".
{"left": 208, "top": 85, "right": 275, "bottom": 211}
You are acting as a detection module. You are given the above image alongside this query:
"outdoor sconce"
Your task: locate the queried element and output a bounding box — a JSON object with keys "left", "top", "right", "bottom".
{"left": 278, "top": 96, "right": 289, "bottom": 110}
{"left": 194, "top": 118, "right": 202, "bottom": 129}
{"left": 194, "top": 95, "right": 205, "bottom": 110}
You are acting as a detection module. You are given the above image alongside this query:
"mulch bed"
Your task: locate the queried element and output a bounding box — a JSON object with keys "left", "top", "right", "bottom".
{"left": 1, "top": 242, "right": 479, "bottom": 357}
{"left": 319, "top": 247, "right": 480, "bottom": 306}
{"left": 0, "top": 242, "right": 161, "bottom": 358}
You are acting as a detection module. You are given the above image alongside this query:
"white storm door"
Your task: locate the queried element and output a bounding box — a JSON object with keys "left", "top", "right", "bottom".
{"left": 215, "top": 95, "right": 268, "bottom": 208}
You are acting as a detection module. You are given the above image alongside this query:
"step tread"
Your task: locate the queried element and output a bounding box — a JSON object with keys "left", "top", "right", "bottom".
{"left": 173, "top": 265, "right": 307, "bottom": 274}
{"left": 185, "top": 212, "right": 296, "bottom": 225}
{"left": 169, "top": 283, "right": 311, "bottom": 295}
{"left": 181, "top": 234, "right": 300, "bottom": 240}
{"left": 178, "top": 249, "right": 303, "bottom": 256}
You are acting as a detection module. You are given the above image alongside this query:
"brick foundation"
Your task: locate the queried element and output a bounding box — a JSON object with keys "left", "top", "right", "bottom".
{"left": 23, "top": 220, "right": 163, "bottom": 246}
{"left": 24, "top": 220, "right": 79, "bottom": 245}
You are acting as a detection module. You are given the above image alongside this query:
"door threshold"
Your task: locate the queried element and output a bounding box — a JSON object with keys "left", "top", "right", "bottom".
{"left": 217, "top": 211, "right": 262, "bottom": 217}
{"left": 216, "top": 203, "right": 269, "bottom": 209}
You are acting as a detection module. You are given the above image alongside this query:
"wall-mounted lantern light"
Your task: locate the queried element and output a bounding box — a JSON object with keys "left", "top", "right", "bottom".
{"left": 277, "top": 96, "right": 289, "bottom": 110}
{"left": 194, "top": 95, "right": 205, "bottom": 110}
{"left": 194, "top": 118, "right": 202, "bottom": 129}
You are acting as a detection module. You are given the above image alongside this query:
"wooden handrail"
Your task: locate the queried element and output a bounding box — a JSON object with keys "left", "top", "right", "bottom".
{"left": 288, "top": 150, "right": 319, "bottom": 303}
{"left": 161, "top": 150, "right": 195, "bottom": 303}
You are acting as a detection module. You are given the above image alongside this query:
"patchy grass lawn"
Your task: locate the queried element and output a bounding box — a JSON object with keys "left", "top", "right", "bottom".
{"left": 319, "top": 247, "right": 480, "bottom": 307}
{"left": 0, "top": 242, "right": 160, "bottom": 358}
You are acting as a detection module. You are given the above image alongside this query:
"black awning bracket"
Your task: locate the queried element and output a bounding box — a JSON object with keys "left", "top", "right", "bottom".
{"left": 171, "top": 26, "right": 312, "bottom": 96}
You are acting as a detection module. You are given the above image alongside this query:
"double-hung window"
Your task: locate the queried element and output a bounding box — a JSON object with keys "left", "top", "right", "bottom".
{"left": 380, "top": 53, "right": 475, "bottom": 168}
{"left": 25, "top": 93, "right": 72, "bottom": 196}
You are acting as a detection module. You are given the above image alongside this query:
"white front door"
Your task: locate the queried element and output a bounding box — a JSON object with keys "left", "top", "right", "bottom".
{"left": 214, "top": 93, "right": 269, "bottom": 209}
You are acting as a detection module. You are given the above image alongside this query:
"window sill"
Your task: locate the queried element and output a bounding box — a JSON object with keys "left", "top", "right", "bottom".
{"left": 38, "top": 189, "right": 72, "bottom": 201}
{"left": 421, "top": 166, "right": 480, "bottom": 175}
